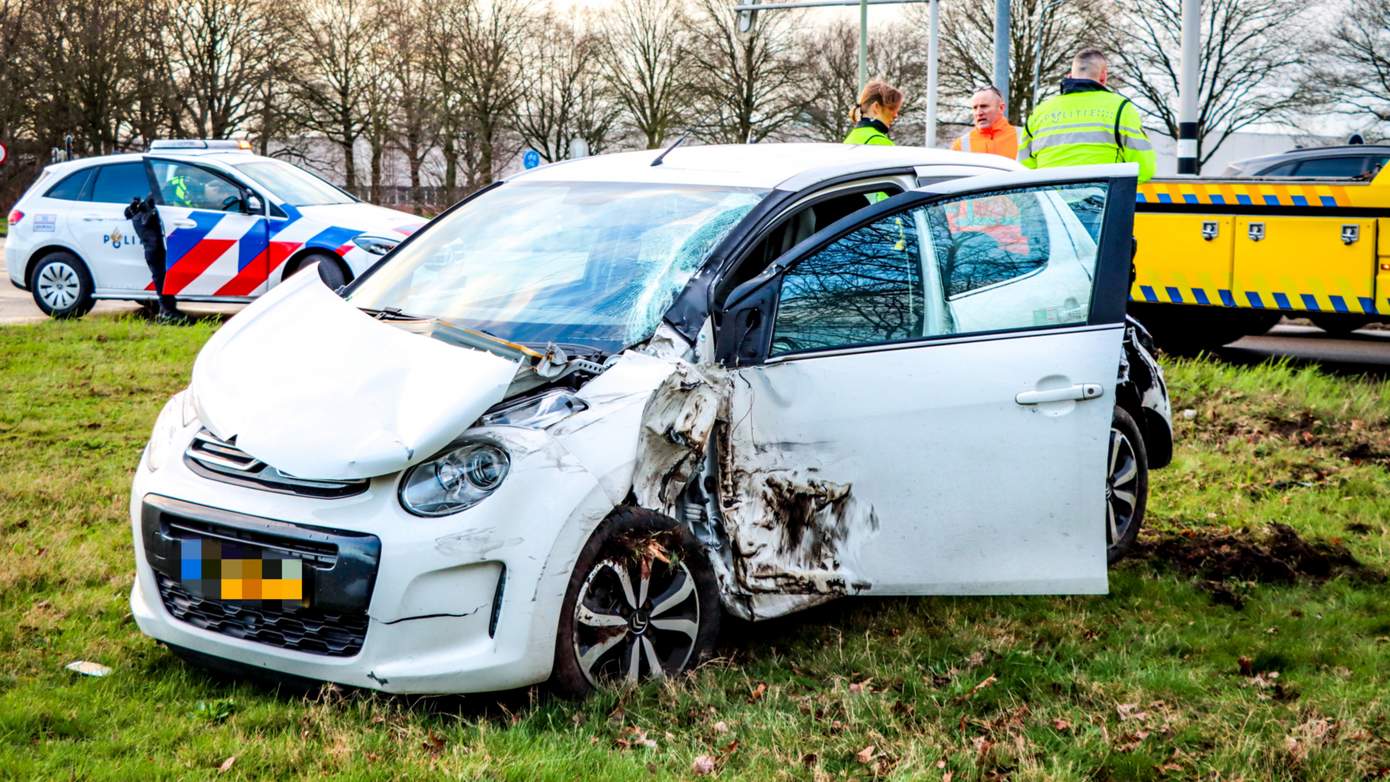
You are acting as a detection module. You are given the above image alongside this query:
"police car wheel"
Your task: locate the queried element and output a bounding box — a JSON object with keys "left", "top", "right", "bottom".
{"left": 310, "top": 254, "right": 349, "bottom": 289}
{"left": 30, "top": 251, "right": 95, "bottom": 319}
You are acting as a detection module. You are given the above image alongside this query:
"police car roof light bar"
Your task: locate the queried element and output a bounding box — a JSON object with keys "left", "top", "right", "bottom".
{"left": 147, "top": 139, "right": 253, "bottom": 152}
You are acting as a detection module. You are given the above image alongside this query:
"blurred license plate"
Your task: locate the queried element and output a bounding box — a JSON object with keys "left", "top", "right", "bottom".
{"left": 179, "top": 538, "right": 307, "bottom": 603}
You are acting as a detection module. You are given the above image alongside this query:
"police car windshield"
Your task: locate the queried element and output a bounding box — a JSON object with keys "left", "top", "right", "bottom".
{"left": 234, "top": 159, "right": 356, "bottom": 206}
{"left": 347, "top": 181, "right": 766, "bottom": 354}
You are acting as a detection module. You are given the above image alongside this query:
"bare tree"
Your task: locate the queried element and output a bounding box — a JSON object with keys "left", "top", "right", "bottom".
{"left": 384, "top": 0, "right": 441, "bottom": 209}
{"left": 286, "top": 0, "right": 380, "bottom": 189}
{"left": 1106, "top": 0, "right": 1314, "bottom": 170}
{"left": 600, "top": 0, "right": 690, "bottom": 149}
{"left": 908, "top": 0, "right": 1109, "bottom": 129}
{"left": 166, "top": 0, "right": 289, "bottom": 138}
{"left": 22, "top": 0, "right": 140, "bottom": 155}
{"left": 452, "top": 0, "right": 529, "bottom": 187}
{"left": 794, "top": 21, "right": 926, "bottom": 143}
{"left": 515, "top": 9, "right": 618, "bottom": 162}
{"left": 1309, "top": 0, "right": 1390, "bottom": 136}
{"left": 683, "top": 0, "right": 806, "bottom": 144}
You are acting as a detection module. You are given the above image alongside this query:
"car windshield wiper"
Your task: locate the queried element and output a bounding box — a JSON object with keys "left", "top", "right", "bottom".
{"left": 357, "top": 306, "right": 424, "bottom": 321}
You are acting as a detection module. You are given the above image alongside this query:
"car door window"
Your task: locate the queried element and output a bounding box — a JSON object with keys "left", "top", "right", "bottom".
{"left": 1291, "top": 157, "right": 1367, "bottom": 178}
{"left": 1257, "top": 161, "right": 1300, "bottom": 177}
{"left": 44, "top": 169, "right": 94, "bottom": 201}
{"left": 89, "top": 163, "right": 151, "bottom": 203}
{"left": 149, "top": 161, "right": 244, "bottom": 212}
{"left": 771, "top": 183, "right": 1107, "bottom": 356}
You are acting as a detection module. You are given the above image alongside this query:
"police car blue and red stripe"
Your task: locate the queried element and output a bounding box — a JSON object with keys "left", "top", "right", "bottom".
{"left": 5, "top": 140, "right": 425, "bottom": 318}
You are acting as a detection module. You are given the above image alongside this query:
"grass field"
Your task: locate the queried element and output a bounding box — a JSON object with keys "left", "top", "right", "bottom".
{"left": 1, "top": 316, "right": 1388, "bottom": 780}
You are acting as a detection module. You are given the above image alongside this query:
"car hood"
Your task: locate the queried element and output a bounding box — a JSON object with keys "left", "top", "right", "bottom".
{"left": 188, "top": 271, "right": 519, "bottom": 480}
{"left": 294, "top": 202, "right": 424, "bottom": 237}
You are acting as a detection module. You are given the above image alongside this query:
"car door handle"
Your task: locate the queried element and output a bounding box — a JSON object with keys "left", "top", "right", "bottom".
{"left": 171, "top": 219, "right": 197, "bottom": 229}
{"left": 1015, "top": 383, "right": 1104, "bottom": 405}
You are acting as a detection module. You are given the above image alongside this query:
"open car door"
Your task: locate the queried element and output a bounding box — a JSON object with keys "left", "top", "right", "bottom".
{"left": 714, "top": 164, "right": 1137, "bottom": 601}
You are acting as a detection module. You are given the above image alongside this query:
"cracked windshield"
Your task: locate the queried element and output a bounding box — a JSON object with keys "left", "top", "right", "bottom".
{"left": 348, "top": 182, "right": 766, "bottom": 354}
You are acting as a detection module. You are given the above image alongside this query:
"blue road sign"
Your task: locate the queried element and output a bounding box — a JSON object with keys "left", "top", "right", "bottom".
{"left": 523, "top": 149, "right": 541, "bottom": 169}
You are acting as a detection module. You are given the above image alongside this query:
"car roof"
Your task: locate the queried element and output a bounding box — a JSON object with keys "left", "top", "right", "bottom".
{"left": 1234, "top": 144, "right": 1390, "bottom": 168}
{"left": 510, "top": 142, "right": 1020, "bottom": 191}
{"left": 42, "top": 149, "right": 262, "bottom": 177}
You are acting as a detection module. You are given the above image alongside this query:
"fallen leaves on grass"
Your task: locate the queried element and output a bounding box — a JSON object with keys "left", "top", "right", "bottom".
{"left": 691, "top": 755, "right": 717, "bottom": 775}
{"left": 855, "top": 745, "right": 877, "bottom": 764}
{"left": 954, "top": 674, "right": 997, "bottom": 703}
{"left": 748, "top": 682, "right": 767, "bottom": 703}
{"left": 217, "top": 756, "right": 237, "bottom": 774}
{"left": 614, "top": 726, "right": 658, "bottom": 750}
{"left": 422, "top": 730, "right": 445, "bottom": 756}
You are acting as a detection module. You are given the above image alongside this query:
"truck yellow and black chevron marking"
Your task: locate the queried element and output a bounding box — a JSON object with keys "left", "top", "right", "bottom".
{"left": 1129, "top": 167, "right": 1390, "bottom": 344}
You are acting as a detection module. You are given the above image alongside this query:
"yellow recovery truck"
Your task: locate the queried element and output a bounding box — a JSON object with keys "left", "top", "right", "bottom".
{"left": 1128, "top": 157, "right": 1390, "bottom": 350}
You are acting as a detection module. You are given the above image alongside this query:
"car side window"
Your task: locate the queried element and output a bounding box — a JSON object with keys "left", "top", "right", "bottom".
{"left": 1292, "top": 157, "right": 1367, "bottom": 179}
{"left": 925, "top": 185, "right": 1103, "bottom": 334}
{"left": 770, "top": 183, "right": 1108, "bottom": 357}
{"left": 771, "top": 214, "right": 923, "bottom": 356}
{"left": 150, "top": 161, "right": 245, "bottom": 212}
{"left": 89, "top": 163, "right": 151, "bottom": 204}
{"left": 1258, "top": 161, "right": 1300, "bottom": 177}
{"left": 44, "top": 169, "right": 93, "bottom": 201}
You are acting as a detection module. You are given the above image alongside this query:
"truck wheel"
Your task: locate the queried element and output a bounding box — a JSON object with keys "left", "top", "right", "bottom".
{"left": 551, "top": 506, "right": 720, "bottom": 698}
{"left": 1309, "top": 314, "right": 1370, "bottom": 336}
{"left": 30, "top": 251, "right": 95, "bottom": 319}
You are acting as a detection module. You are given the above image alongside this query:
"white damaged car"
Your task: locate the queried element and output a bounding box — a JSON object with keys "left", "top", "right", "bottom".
{"left": 131, "top": 144, "right": 1172, "bottom": 695}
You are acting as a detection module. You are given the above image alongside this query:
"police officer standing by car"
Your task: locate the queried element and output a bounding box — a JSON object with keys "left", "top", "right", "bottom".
{"left": 125, "top": 193, "right": 183, "bottom": 322}
{"left": 1019, "top": 48, "right": 1156, "bottom": 183}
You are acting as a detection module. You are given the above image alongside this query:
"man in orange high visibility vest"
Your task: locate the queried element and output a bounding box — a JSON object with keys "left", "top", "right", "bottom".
{"left": 951, "top": 86, "right": 1018, "bottom": 160}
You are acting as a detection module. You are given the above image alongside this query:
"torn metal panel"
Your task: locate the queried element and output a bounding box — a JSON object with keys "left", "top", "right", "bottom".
{"left": 189, "top": 271, "right": 517, "bottom": 480}
{"left": 631, "top": 361, "right": 730, "bottom": 512}
{"left": 630, "top": 356, "right": 880, "bottom": 621}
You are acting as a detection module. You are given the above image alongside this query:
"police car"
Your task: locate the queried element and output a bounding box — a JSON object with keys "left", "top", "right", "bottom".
{"left": 5, "top": 140, "right": 424, "bottom": 318}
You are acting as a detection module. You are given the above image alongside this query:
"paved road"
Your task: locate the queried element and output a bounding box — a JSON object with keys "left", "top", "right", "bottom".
{"left": 1220, "top": 324, "right": 1390, "bottom": 376}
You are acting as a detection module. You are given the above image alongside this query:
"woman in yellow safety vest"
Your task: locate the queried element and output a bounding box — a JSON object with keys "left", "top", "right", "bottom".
{"left": 843, "top": 80, "right": 904, "bottom": 145}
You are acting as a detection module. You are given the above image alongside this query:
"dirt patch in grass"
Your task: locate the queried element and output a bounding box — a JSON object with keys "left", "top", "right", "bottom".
{"left": 1138, "top": 523, "right": 1383, "bottom": 608}
{"left": 1180, "top": 390, "right": 1390, "bottom": 468}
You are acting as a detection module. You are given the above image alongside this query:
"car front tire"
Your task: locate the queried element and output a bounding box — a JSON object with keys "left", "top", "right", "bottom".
{"left": 1106, "top": 406, "right": 1149, "bottom": 564}
{"left": 551, "top": 506, "right": 720, "bottom": 698}
{"left": 30, "top": 251, "right": 95, "bottom": 319}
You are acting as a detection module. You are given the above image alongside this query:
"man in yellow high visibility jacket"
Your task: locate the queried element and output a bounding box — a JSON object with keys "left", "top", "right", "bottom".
{"left": 1019, "top": 48, "right": 1156, "bottom": 183}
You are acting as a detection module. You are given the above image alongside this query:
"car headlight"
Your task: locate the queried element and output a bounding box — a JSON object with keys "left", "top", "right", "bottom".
{"left": 351, "top": 235, "right": 398, "bottom": 256}
{"left": 480, "top": 390, "right": 587, "bottom": 429}
{"left": 399, "top": 441, "right": 510, "bottom": 517}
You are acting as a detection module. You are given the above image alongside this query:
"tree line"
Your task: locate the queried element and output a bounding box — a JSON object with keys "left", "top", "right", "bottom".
{"left": 0, "top": 0, "right": 1384, "bottom": 210}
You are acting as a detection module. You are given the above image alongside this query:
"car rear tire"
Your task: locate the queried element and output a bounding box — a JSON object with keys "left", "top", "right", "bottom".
{"left": 551, "top": 506, "right": 720, "bottom": 698}
{"left": 1309, "top": 313, "right": 1371, "bottom": 336}
{"left": 30, "top": 251, "right": 95, "bottom": 319}
{"left": 1106, "top": 406, "right": 1149, "bottom": 564}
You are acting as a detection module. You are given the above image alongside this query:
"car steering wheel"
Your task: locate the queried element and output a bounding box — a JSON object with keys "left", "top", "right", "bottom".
{"left": 220, "top": 195, "right": 243, "bottom": 212}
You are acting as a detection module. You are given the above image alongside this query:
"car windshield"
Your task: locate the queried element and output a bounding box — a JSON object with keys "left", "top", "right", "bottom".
{"left": 347, "top": 181, "right": 766, "bottom": 354}
{"left": 234, "top": 159, "right": 356, "bottom": 206}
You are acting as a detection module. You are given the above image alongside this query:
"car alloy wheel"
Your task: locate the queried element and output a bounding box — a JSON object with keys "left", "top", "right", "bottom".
{"left": 37, "top": 260, "right": 80, "bottom": 310}
{"left": 572, "top": 554, "right": 700, "bottom": 687}
{"left": 1106, "top": 427, "right": 1139, "bottom": 547}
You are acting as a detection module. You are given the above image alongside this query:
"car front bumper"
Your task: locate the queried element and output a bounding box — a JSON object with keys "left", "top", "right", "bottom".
{"left": 129, "top": 423, "right": 621, "bottom": 695}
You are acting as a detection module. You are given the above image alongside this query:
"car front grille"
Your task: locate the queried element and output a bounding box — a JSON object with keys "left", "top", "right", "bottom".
{"left": 156, "top": 574, "right": 369, "bottom": 657}
{"left": 184, "top": 428, "right": 368, "bottom": 498}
